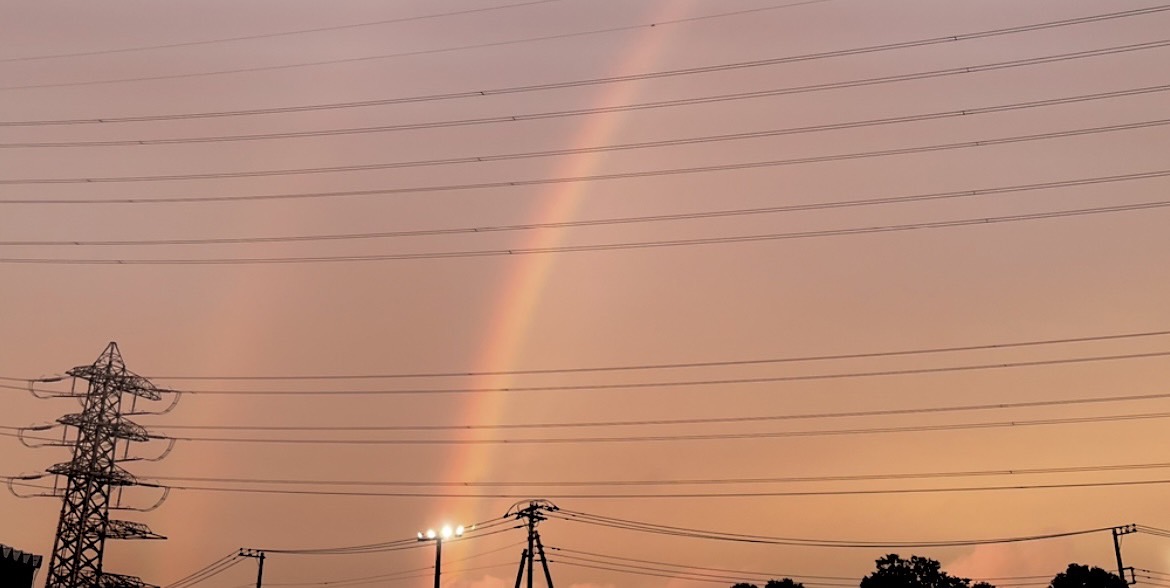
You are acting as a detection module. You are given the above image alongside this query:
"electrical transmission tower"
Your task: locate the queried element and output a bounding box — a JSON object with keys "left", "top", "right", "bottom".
{"left": 506, "top": 500, "right": 557, "bottom": 588}
{"left": 15, "top": 343, "right": 177, "bottom": 588}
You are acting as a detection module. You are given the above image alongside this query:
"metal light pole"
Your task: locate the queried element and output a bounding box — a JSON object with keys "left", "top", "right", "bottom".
{"left": 418, "top": 524, "right": 464, "bottom": 588}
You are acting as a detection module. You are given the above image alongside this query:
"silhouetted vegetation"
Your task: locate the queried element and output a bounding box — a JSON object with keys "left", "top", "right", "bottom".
{"left": 731, "top": 578, "right": 805, "bottom": 588}
{"left": 1048, "top": 564, "right": 1128, "bottom": 588}
{"left": 860, "top": 554, "right": 994, "bottom": 588}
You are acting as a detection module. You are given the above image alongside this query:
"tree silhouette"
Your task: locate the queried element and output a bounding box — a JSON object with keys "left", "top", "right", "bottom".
{"left": 1049, "top": 564, "right": 1128, "bottom": 588}
{"left": 860, "top": 554, "right": 993, "bottom": 588}
{"left": 730, "top": 578, "right": 805, "bottom": 588}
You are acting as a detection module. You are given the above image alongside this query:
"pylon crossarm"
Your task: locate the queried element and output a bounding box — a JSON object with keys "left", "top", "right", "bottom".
{"left": 57, "top": 414, "right": 151, "bottom": 442}
{"left": 47, "top": 462, "right": 138, "bottom": 486}
{"left": 66, "top": 365, "right": 167, "bottom": 402}
{"left": 97, "top": 571, "right": 159, "bottom": 588}
{"left": 104, "top": 520, "right": 166, "bottom": 541}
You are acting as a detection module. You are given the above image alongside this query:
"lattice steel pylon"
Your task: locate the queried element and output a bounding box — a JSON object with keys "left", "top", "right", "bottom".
{"left": 40, "top": 343, "right": 172, "bottom": 588}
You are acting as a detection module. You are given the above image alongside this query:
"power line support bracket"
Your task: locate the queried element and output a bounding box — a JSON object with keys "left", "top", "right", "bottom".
{"left": 1112, "top": 524, "right": 1137, "bottom": 585}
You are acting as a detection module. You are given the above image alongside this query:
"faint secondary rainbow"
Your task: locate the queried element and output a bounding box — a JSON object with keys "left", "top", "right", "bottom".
{"left": 440, "top": 0, "right": 685, "bottom": 522}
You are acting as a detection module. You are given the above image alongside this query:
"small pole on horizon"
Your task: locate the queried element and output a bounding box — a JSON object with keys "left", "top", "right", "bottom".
{"left": 239, "top": 549, "right": 266, "bottom": 588}
{"left": 1112, "top": 524, "right": 1136, "bottom": 585}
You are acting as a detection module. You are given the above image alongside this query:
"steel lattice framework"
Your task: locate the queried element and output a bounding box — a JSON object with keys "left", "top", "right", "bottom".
{"left": 43, "top": 343, "right": 169, "bottom": 588}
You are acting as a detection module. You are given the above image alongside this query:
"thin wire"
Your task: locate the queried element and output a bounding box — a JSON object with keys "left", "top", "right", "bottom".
{"left": 547, "top": 546, "right": 855, "bottom": 580}
{"left": 58, "top": 459, "right": 1170, "bottom": 489}
{"left": 552, "top": 508, "right": 1115, "bottom": 547}
{"left": 0, "top": 0, "right": 835, "bottom": 92}
{"left": 260, "top": 543, "right": 526, "bottom": 587}
{"left": 5, "top": 197, "right": 1170, "bottom": 265}
{"left": 163, "top": 553, "right": 236, "bottom": 588}
{"left": 259, "top": 519, "right": 516, "bottom": 555}
{"left": 5, "top": 79, "right": 1164, "bottom": 149}
{"left": 4, "top": 101, "right": 1168, "bottom": 186}
{"left": 547, "top": 558, "right": 1030, "bottom": 587}
{"left": 9, "top": 408, "right": 1166, "bottom": 452}
{"left": 120, "top": 391, "right": 1170, "bottom": 432}
{"left": 4, "top": 113, "right": 1167, "bottom": 207}
{"left": 72, "top": 349, "right": 1170, "bottom": 394}
{"left": 550, "top": 552, "right": 780, "bottom": 584}
{"left": 255, "top": 565, "right": 433, "bottom": 588}
{"left": 13, "top": 477, "right": 1170, "bottom": 499}
{"left": 4, "top": 353, "right": 1165, "bottom": 397}
{"left": 1136, "top": 524, "right": 1170, "bottom": 536}
{"left": 550, "top": 558, "right": 763, "bottom": 585}
{"left": 258, "top": 562, "right": 516, "bottom": 588}
{"left": 1, "top": 165, "right": 1165, "bottom": 248}
{"left": 0, "top": 3, "right": 1159, "bottom": 124}
{"left": 0, "top": 0, "right": 566, "bottom": 63}
{"left": 120, "top": 410, "right": 1170, "bottom": 445}
{"left": 166, "top": 554, "right": 242, "bottom": 588}
{"left": 74, "top": 327, "right": 1170, "bottom": 381}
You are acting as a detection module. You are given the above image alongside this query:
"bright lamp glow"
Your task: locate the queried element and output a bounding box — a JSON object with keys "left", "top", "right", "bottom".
{"left": 425, "top": 529, "right": 437, "bottom": 540}
{"left": 441, "top": 525, "right": 453, "bottom": 539}
{"left": 455, "top": 525, "right": 465, "bottom": 536}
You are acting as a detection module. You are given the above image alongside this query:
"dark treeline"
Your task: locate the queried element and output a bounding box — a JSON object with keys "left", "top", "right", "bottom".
{"left": 729, "top": 555, "right": 1129, "bottom": 588}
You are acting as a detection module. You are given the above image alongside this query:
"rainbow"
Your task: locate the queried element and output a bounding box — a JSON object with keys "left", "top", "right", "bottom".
{"left": 442, "top": 0, "right": 683, "bottom": 524}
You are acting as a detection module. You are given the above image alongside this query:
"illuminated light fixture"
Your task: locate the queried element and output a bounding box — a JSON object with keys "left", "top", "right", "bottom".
{"left": 418, "top": 521, "right": 467, "bottom": 588}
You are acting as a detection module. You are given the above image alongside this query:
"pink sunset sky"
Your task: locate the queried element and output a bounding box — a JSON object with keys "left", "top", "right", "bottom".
{"left": 2, "top": 1, "right": 1170, "bottom": 588}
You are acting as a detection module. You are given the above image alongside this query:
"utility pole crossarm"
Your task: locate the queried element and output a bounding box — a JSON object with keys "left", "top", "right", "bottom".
{"left": 506, "top": 500, "right": 558, "bottom": 588}
{"left": 1113, "top": 524, "right": 1138, "bottom": 585}
{"left": 239, "top": 549, "right": 266, "bottom": 588}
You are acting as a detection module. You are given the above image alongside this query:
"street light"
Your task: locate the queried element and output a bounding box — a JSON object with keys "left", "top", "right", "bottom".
{"left": 418, "top": 524, "right": 465, "bottom": 588}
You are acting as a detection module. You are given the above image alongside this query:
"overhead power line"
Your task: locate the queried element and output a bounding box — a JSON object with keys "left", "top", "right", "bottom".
{"left": 118, "top": 409, "right": 1170, "bottom": 444}
{"left": 0, "top": 0, "right": 834, "bottom": 92}
{"left": 0, "top": 3, "right": 1162, "bottom": 124}
{"left": 3, "top": 112, "right": 1162, "bottom": 186}
{"left": 7, "top": 197, "right": 1166, "bottom": 264}
{"left": 550, "top": 508, "right": 1116, "bottom": 547}
{"left": 547, "top": 558, "right": 853, "bottom": 587}
{"left": 38, "top": 326, "right": 1159, "bottom": 381}
{"left": 256, "top": 561, "right": 519, "bottom": 588}
{"left": 257, "top": 519, "right": 517, "bottom": 555}
{"left": 263, "top": 542, "right": 526, "bottom": 588}
{"left": 2, "top": 166, "right": 1167, "bottom": 247}
{"left": 0, "top": 0, "right": 565, "bottom": 63}
{"left": 164, "top": 552, "right": 242, "bottom": 588}
{"left": 17, "top": 348, "right": 1165, "bottom": 394}
{"left": 2, "top": 113, "right": 1165, "bottom": 201}
{"left": 8, "top": 349, "right": 1170, "bottom": 398}
{"left": 110, "top": 391, "right": 1170, "bottom": 432}
{"left": 8, "top": 406, "right": 1166, "bottom": 447}
{"left": 548, "top": 556, "right": 1044, "bottom": 587}
{"left": 13, "top": 478, "right": 1170, "bottom": 499}
{"left": 549, "top": 553, "right": 816, "bottom": 586}
{"left": 546, "top": 546, "right": 1054, "bottom": 585}
{"left": 15, "top": 458, "right": 1170, "bottom": 489}
{"left": 548, "top": 546, "right": 855, "bottom": 582}
{"left": 4, "top": 78, "right": 1164, "bottom": 149}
